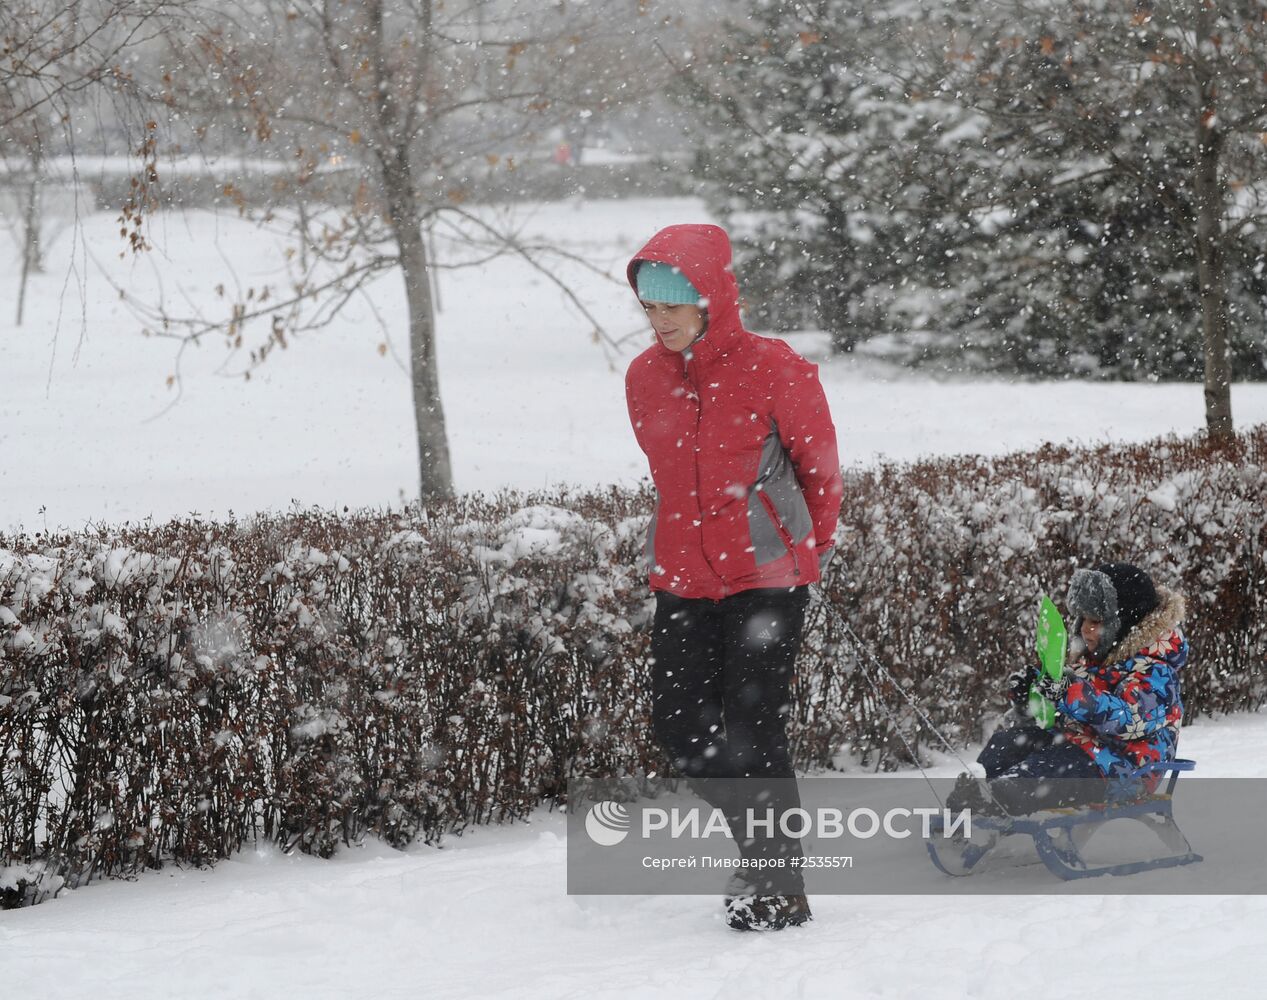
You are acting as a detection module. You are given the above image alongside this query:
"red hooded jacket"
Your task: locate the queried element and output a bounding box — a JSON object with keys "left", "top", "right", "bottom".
{"left": 625, "top": 224, "right": 843, "bottom": 600}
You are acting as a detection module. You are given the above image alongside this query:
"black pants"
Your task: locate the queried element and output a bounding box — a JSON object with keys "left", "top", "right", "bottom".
{"left": 650, "top": 586, "right": 809, "bottom": 893}
{"left": 978, "top": 724, "right": 1106, "bottom": 814}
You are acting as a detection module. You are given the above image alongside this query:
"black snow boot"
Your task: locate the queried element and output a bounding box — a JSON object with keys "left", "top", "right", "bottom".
{"left": 724, "top": 893, "right": 813, "bottom": 931}
{"left": 946, "top": 772, "right": 1006, "bottom": 817}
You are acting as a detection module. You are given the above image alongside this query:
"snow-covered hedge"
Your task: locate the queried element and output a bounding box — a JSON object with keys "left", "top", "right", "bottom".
{"left": 3, "top": 428, "right": 1265, "bottom": 906}
{"left": 0, "top": 493, "right": 658, "bottom": 907}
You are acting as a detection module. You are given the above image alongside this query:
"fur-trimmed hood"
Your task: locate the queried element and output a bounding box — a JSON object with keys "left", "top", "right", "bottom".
{"left": 1074, "top": 586, "right": 1186, "bottom": 668}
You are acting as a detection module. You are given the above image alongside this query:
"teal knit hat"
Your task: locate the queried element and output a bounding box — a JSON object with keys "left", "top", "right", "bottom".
{"left": 636, "top": 261, "right": 701, "bottom": 305}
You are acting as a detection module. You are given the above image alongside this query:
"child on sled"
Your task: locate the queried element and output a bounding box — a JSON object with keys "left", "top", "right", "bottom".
{"left": 948, "top": 562, "right": 1188, "bottom": 816}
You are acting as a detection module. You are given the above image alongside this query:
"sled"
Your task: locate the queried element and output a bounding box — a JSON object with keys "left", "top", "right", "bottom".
{"left": 926, "top": 759, "right": 1203, "bottom": 881}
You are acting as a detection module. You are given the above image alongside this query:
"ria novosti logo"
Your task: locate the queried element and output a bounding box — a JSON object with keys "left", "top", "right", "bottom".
{"left": 585, "top": 801, "right": 631, "bottom": 846}
{"left": 583, "top": 802, "right": 970, "bottom": 845}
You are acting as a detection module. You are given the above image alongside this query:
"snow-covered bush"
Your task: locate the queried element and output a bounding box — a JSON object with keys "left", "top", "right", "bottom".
{"left": 0, "top": 490, "right": 659, "bottom": 906}
{"left": 2, "top": 429, "right": 1264, "bottom": 906}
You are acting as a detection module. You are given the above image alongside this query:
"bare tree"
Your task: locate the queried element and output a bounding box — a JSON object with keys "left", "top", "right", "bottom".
{"left": 1, "top": 1, "right": 190, "bottom": 323}
{"left": 1, "top": 1, "right": 182, "bottom": 128}
{"left": 4, "top": 112, "right": 46, "bottom": 327}
{"left": 144, "top": 0, "right": 652, "bottom": 503}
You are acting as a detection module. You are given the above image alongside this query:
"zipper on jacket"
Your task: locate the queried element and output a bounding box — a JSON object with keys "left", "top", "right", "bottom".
{"left": 684, "top": 349, "right": 728, "bottom": 596}
{"left": 756, "top": 489, "right": 801, "bottom": 575}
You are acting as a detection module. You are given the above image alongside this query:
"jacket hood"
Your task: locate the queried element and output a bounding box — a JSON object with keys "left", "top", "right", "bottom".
{"left": 627, "top": 224, "right": 744, "bottom": 359}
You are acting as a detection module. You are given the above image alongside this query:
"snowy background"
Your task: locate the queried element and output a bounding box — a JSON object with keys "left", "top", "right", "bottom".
{"left": 6, "top": 195, "right": 1267, "bottom": 533}
{"left": 6, "top": 1, "right": 1267, "bottom": 990}
{"left": 4, "top": 194, "right": 1267, "bottom": 998}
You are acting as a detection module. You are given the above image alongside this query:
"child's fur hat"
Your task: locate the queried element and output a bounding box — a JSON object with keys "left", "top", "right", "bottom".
{"left": 1066, "top": 563, "right": 1159, "bottom": 657}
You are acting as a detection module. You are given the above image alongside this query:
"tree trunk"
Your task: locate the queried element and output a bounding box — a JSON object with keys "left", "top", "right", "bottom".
{"left": 1192, "top": 15, "right": 1234, "bottom": 440}
{"left": 369, "top": 0, "right": 453, "bottom": 503}
{"left": 394, "top": 213, "right": 454, "bottom": 503}
{"left": 15, "top": 144, "right": 43, "bottom": 327}
{"left": 823, "top": 204, "right": 856, "bottom": 353}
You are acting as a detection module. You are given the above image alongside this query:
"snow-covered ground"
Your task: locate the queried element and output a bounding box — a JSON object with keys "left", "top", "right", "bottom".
{"left": 3, "top": 714, "right": 1265, "bottom": 1000}
{"left": 4, "top": 197, "right": 1267, "bottom": 997}
{"left": 5, "top": 197, "right": 1267, "bottom": 532}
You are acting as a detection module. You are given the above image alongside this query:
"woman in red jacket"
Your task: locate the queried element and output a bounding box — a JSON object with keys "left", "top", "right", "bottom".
{"left": 625, "top": 224, "right": 843, "bottom": 931}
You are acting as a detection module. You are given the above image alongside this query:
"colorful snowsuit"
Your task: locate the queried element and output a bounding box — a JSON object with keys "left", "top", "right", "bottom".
{"left": 1057, "top": 587, "right": 1188, "bottom": 780}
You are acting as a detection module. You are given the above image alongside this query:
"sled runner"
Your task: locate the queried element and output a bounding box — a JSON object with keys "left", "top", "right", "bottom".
{"left": 926, "top": 759, "right": 1202, "bottom": 881}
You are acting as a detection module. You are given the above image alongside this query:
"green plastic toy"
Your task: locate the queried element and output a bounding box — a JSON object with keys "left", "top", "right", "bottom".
{"left": 1028, "top": 594, "right": 1068, "bottom": 729}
